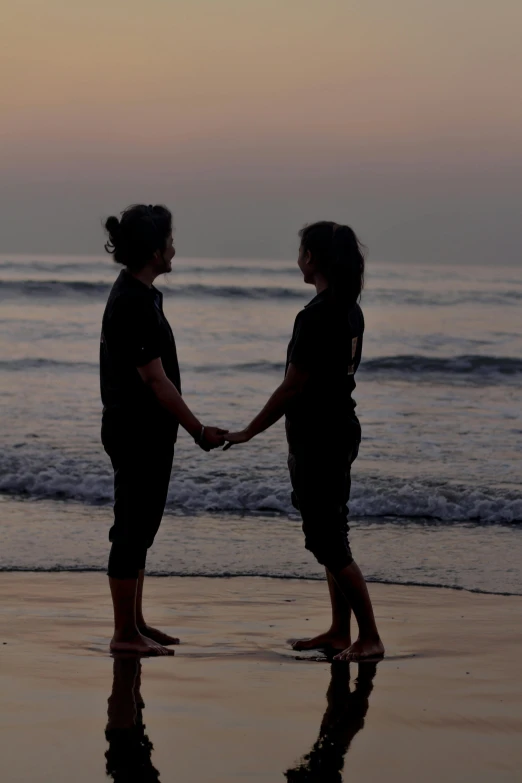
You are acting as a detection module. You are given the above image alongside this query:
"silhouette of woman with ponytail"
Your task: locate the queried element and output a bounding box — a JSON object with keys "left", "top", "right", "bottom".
{"left": 225, "top": 222, "right": 384, "bottom": 662}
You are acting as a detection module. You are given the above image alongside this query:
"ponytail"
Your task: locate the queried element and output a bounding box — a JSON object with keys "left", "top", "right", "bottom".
{"left": 331, "top": 224, "right": 365, "bottom": 303}
{"left": 298, "top": 221, "right": 365, "bottom": 304}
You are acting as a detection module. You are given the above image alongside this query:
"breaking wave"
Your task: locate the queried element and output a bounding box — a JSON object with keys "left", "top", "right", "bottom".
{"left": 1, "top": 449, "right": 521, "bottom": 524}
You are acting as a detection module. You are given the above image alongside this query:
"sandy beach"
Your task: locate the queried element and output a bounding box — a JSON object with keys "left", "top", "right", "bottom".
{"left": 0, "top": 573, "right": 520, "bottom": 782}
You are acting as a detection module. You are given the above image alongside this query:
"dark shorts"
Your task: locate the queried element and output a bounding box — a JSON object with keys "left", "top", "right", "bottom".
{"left": 287, "top": 440, "right": 359, "bottom": 573}
{"left": 102, "top": 421, "right": 174, "bottom": 579}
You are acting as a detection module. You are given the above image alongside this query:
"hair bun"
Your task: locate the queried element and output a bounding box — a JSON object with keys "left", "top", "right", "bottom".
{"left": 104, "top": 216, "right": 121, "bottom": 243}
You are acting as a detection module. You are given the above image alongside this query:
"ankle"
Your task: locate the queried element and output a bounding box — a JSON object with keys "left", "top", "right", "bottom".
{"left": 329, "top": 623, "right": 351, "bottom": 636}
{"left": 357, "top": 630, "right": 381, "bottom": 643}
{"left": 112, "top": 625, "right": 139, "bottom": 641}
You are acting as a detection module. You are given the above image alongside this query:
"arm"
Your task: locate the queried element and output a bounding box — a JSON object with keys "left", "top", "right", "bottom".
{"left": 138, "top": 358, "right": 226, "bottom": 450}
{"left": 224, "top": 363, "right": 309, "bottom": 448}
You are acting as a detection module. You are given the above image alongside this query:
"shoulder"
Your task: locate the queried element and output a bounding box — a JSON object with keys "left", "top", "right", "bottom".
{"left": 295, "top": 297, "right": 326, "bottom": 325}
{"left": 292, "top": 307, "right": 317, "bottom": 340}
{"left": 300, "top": 296, "right": 334, "bottom": 334}
{"left": 106, "top": 286, "right": 156, "bottom": 330}
{"left": 293, "top": 306, "right": 308, "bottom": 326}
{"left": 291, "top": 304, "right": 326, "bottom": 350}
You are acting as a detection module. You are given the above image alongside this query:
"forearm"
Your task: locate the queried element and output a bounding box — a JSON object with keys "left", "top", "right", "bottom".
{"left": 148, "top": 377, "right": 202, "bottom": 439}
{"left": 245, "top": 383, "right": 297, "bottom": 438}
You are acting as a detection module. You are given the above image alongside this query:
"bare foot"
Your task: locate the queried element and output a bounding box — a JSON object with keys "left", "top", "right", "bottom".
{"left": 291, "top": 631, "right": 351, "bottom": 652}
{"left": 333, "top": 636, "right": 384, "bottom": 662}
{"left": 110, "top": 632, "right": 174, "bottom": 657}
{"left": 138, "top": 625, "right": 180, "bottom": 646}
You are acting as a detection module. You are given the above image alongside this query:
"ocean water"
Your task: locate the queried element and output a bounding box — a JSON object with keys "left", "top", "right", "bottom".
{"left": 1, "top": 254, "right": 521, "bottom": 595}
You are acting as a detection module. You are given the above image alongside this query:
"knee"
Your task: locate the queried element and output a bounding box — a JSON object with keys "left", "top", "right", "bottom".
{"left": 107, "top": 541, "right": 147, "bottom": 580}
{"left": 305, "top": 537, "right": 353, "bottom": 573}
{"left": 302, "top": 513, "right": 353, "bottom": 574}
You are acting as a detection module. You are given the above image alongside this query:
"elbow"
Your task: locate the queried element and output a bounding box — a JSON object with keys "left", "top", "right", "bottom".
{"left": 144, "top": 375, "right": 165, "bottom": 396}
{"left": 282, "top": 381, "right": 304, "bottom": 399}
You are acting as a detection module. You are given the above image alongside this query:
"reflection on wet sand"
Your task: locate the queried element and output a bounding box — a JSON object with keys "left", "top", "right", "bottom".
{"left": 285, "top": 661, "right": 378, "bottom": 782}
{"left": 103, "top": 656, "right": 377, "bottom": 782}
{"left": 105, "top": 658, "right": 161, "bottom": 783}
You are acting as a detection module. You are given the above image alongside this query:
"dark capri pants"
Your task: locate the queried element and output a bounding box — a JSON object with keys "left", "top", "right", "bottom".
{"left": 102, "top": 421, "right": 174, "bottom": 580}
{"left": 287, "top": 433, "right": 360, "bottom": 574}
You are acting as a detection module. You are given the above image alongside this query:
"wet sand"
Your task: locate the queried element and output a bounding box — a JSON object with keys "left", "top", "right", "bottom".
{"left": 0, "top": 573, "right": 520, "bottom": 782}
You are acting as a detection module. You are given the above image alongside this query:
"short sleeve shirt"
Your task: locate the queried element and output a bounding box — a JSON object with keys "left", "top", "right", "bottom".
{"left": 100, "top": 270, "right": 181, "bottom": 439}
{"left": 285, "top": 289, "right": 364, "bottom": 447}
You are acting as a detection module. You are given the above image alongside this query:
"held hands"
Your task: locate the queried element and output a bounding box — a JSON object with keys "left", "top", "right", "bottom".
{"left": 222, "top": 429, "right": 252, "bottom": 451}
{"left": 197, "top": 426, "right": 228, "bottom": 452}
{"left": 194, "top": 425, "right": 254, "bottom": 452}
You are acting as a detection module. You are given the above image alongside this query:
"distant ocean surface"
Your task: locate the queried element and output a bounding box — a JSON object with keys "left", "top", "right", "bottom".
{"left": 1, "top": 254, "right": 521, "bottom": 595}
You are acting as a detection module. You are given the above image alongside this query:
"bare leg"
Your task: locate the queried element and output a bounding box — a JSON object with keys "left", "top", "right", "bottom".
{"left": 331, "top": 562, "right": 384, "bottom": 661}
{"left": 135, "top": 569, "right": 180, "bottom": 646}
{"left": 292, "top": 570, "right": 352, "bottom": 651}
{"left": 109, "top": 576, "right": 173, "bottom": 656}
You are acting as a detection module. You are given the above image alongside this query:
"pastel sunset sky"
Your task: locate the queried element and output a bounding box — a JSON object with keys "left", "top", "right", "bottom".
{"left": 2, "top": 0, "right": 521, "bottom": 261}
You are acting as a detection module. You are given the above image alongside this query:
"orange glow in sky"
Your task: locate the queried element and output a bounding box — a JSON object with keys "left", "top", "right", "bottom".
{"left": 1, "top": 0, "right": 521, "bottom": 258}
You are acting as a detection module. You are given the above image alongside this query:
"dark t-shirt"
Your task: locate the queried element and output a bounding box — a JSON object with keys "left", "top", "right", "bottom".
{"left": 100, "top": 270, "right": 181, "bottom": 440}
{"left": 285, "top": 289, "right": 364, "bottom": 448}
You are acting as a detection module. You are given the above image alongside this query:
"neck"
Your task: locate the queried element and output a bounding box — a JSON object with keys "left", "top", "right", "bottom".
{"left": 314, "top": 273, "right": 329, "bottom": 295}
{"left": 129, "top": 264, "right": 157, "bottom": 288}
